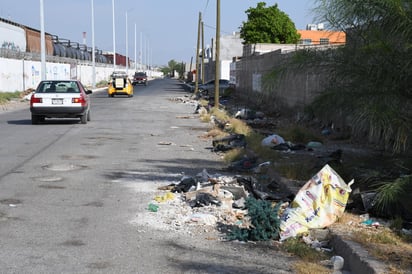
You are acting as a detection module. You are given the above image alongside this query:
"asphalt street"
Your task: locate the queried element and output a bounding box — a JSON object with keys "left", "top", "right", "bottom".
{"left": 0, "top": 78, "right": 297, "bottom": 273}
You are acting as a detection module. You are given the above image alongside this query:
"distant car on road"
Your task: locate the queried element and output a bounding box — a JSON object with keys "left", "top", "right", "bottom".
{"left": 132, "top": 71, "right": 147, "bottom": 86}
{"left": 108, "top": 71, "right": 134, "bottom": 97}
{"left": 198, "top": 79, "right": 231, "bottom": 95}
{"left": 30, "top": 80, "right": 92, "bottom": 124}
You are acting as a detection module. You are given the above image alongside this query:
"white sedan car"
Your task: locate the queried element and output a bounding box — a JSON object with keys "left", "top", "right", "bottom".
{"left": 30, "top": 80, "right": 92, "bottom": 124}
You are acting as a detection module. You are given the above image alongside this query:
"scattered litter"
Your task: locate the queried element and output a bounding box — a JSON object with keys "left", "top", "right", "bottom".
{"left": 212, "top": 134, "right": 246, "bottom": 152}
{"left": 172, "top": 176, "right": 197, "bottom": 193}
{"left": 302, "top": 235, "right": 330, "bottom": 251}
{"left": 228, "top": 156, "right": 258, "bottom": 172}
{"left": 252, "top": 161, "right": 271, "bottom": 174}
{"left": 154, "top": 192, "right": 175, "bottom": 203}
{"left": 189, "top": 192, "right": 221, "bottom": 208}
{"left": 261, "top": 134, "right": 285, "bottom": 147}
{"left": 148, "top": 203, "right": 159, "bottom": 212}
{"left": 307, "top": 141, "right": 323, "bottom": 149}
{"left": 401, "top": 228, "right": 412, "bottom": 236}
{"left": 361, "top": 219, "right": 380, "bottom": 228}
{"left": 235, "top": 108, "right": 264, "bottom": 120}
{"left": 176, "top": 116, "right": 192, "bottom": 119}
{"left": 158, "top": 141, "right": 174, "bottom": 145}
{"left": 330, "top": 255, "right": 345, "bottom": 271}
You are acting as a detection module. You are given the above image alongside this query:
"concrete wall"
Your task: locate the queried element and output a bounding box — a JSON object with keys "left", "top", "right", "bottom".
{"left": 235, "top": 49, "right": 329, "bottom": 114}
{"left": 202, "top": 32, "right": 244, "bottom": 82}
{"left": 0, "top": 56, "right": 122, "bottom": 92}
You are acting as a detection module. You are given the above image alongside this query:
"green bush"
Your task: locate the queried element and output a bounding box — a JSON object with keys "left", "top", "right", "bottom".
{"left": 0, "top": 92, "right": 22, "bottom": 104}
{"left": 227, "top": 197, "right": 282, "bottom": 241}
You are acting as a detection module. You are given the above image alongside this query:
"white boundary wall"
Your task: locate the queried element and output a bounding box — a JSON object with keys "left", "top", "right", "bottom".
{"left": 0, "top": 57, "right": 115, "bottom": 92}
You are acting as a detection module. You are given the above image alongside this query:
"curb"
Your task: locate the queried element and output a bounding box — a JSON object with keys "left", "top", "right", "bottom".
{"left": 329, "top": 231, "right": 388, "bottom": 274}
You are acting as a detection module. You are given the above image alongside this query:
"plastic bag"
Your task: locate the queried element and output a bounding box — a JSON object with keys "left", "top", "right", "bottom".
{"left": 279, "top": 164, "right": 354, "bottom": 241}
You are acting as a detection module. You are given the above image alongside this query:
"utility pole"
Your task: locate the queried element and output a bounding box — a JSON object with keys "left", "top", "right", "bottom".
{"left": 189, "top": 56, "right": 193, "bottom": 81}
{"left": 201, "top": 20, "right": 205, "bottom": 85}
{"left": 214, "top": 0, "right": 221, "bottom": 108}
{"left": 194, "top": 12, "right": 202, "bottom": 94}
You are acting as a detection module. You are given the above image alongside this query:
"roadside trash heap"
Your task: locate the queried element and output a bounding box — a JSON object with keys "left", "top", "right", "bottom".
{"left": 148, "top": 164, "right": 354, "bottom": 243}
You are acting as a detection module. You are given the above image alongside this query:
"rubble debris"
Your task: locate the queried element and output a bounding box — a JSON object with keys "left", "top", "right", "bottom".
{"left": 190, "top": 192, "right": 222, "bottom": 208}
{"left": 172, "top": 176, "right": 197, "bottom": 193}
{"left": 189, "top": 213, "right": 217, "bottom": 225}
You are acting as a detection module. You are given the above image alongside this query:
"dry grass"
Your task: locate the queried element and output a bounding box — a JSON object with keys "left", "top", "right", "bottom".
{"left": 332, "top": 212, "right": 412, "bottom": 273}
{"left": 225, "top": 118, "right": 252, "bottom": 135}
{"left": 293, "top": 261, "right": 332, "bottom": 274}
{"left": 222, "top": 148, "right": 245, "bottom": 164}
{"left": 277, "top": 125, "right": 322, "bottom": 144}
{"left": 282, "top": 237, "right": 330, "bottom": 261}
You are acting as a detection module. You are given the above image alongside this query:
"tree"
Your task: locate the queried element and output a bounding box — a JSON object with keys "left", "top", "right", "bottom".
{"left": 310, "top": 0, "right": 412, "bottom": 153}
{"left": 239, "top": 2, "right": 300, "bottom": 44}
{"left": 160, "top": 59, "right": 185, "bottom": 78}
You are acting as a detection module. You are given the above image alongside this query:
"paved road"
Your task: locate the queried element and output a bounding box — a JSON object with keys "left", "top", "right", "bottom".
{"left": 0, "top": 78, "right": 296, "bottom": 273}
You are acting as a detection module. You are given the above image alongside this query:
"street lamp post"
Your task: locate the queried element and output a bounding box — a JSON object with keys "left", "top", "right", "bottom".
{"left": 126, "top": 10, "right": 129, "bottom": 75}
{"left": 140, "top": 32, "right": 143, "bottom": 71}
{"left": 134, "top": 23, "right": 137, "bottom": 71}
{"left": 112, "top": 0, "right": 116, "bottom": 70}
{"left": 91, "top": 0, "right": 96, "bottom": 88}
{"left": 40, "top": 0, "right": 46, "bottom": 80}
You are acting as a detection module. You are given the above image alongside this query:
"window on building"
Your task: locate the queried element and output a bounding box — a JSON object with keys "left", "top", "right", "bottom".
{"left": 320, "top": 38, "right": 329, "bottom": 45}
{"left": 300, "top": 39, "right": 312, "bottom": 45}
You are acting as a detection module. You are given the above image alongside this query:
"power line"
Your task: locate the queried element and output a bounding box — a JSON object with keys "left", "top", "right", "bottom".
{"left": 203, "top": 23, "right": 235, "bottom": 35}
{"left": 203, "top": 0, "right": 210, "bottom": 14}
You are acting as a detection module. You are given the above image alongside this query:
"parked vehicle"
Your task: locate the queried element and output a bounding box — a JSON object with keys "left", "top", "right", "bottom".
{"left": 108, "top": 71, "right": 134, "bottom": 97}
{"left": 132, "top": 71, "right": 147, "bottom": 86}
{"left": 198, "top": 79, "right": 231, "bottom": 95}
{"left": 30, "top": 80, "right": 92, "bottom": 124}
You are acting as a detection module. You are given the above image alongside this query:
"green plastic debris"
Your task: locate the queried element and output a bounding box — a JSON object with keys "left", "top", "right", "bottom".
{"left": 148, "top": 203, "right": 159, "bottom": 212}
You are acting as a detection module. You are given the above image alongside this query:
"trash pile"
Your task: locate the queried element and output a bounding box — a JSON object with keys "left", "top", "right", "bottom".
{"left": 146, "top": 164, "right": 354, "bottom": 243}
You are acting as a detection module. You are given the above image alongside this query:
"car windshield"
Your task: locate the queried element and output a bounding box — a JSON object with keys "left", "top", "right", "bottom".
{"left": 37, "top": 81, "right": 80, "bottom": 93}
{"left": 135, "top": 72, "right": 146, "bottom": 77}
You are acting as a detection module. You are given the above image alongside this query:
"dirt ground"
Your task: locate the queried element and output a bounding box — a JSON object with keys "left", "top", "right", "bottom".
{"left": 219, "top": 95, "right": 412, "bottom": 273}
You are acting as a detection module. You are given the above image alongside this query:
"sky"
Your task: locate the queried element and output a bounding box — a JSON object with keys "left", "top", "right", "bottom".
{"left": 0, "top": 0, "right": 316, "bottom": 66}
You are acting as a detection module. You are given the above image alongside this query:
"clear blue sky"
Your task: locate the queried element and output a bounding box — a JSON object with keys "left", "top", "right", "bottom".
{"left": 0, "top": 0, "right": 316, "bottom": 66}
